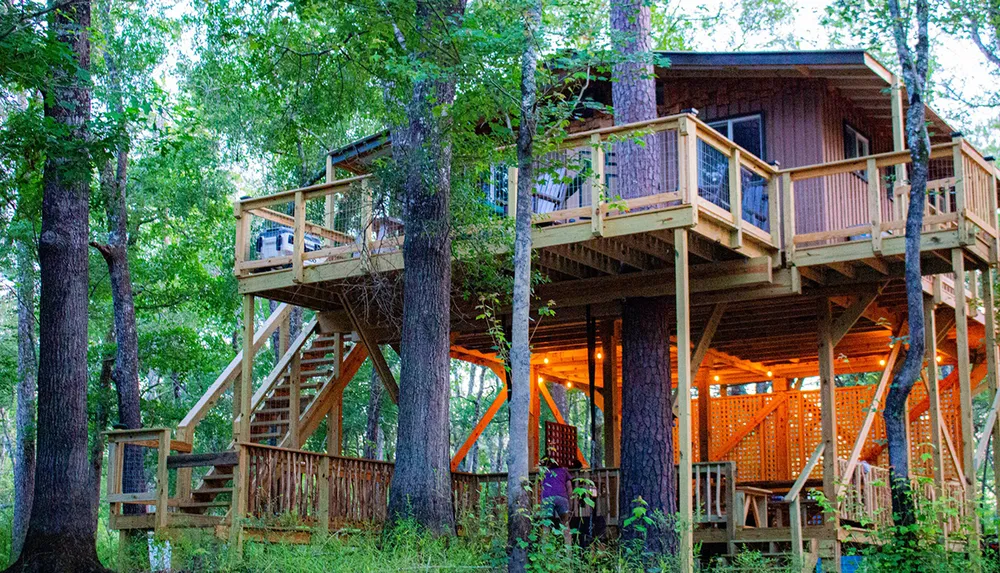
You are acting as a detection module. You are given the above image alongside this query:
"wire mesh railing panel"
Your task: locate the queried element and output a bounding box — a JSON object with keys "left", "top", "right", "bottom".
{"left": 479, "top": 164, "right": 509, "bottom": 216}
{"left": 740, "top": 166, "right": 769, "bottom": 232}
{"left": 605, "top": 129, "right": 677, "bottom": 203}
{"left": 697, "top": 139, "right": 730, "bottom": 211}
{"left": 532, "top": 146, "right": 593, "bottom": 218}
{"left": 249, "top": 200, "right": 295, "bottom": 263}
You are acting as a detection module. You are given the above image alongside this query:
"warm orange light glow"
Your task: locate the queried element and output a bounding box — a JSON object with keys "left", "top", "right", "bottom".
{"left": 543, "top": 357, "right": 549, "bottom": 364}
{"left": 596, "top": 352, "right": 603, "bottom": 359}
{"left": 936, "top": 355, "right": 943, "bottom": 363}
{"left": 713, "top": 375, "right": 720, "bottom": 382}
{"left": 879, "top": 359, "right": 886, "bottom": 367}
{"left": 537, "top": 376, "right": 544, "bottom": 384}
{"left": 565, "top": 381, "right": 572, "bottom": 389}
{"left": 766, "top": 370, "right": 773, "bottom": 377}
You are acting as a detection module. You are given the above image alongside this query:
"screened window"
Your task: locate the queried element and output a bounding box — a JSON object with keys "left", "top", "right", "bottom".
{"left": 843, "top": 123, "right": 870, "bottom": 160}
{"left": 708, "top": 114, "right": 764, "bottom": 159}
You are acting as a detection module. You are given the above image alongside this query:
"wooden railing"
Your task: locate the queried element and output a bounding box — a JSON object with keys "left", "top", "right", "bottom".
{"left": 782, "top": 135, "right": 998, "bottom": 255}
{"left": 106, "top": 428, "right": 191, "bottom": 532}
{"left": 235, "top": 444, "right": 737, "bottom": 534}
{"left": 837, "top": 458, "right": 892, "bottom": 527}
{"left": 784, "top": 443, "right": 824, "bottom": 566}
{"left": 232, "top": 113, "right": 782, "bottom": 278}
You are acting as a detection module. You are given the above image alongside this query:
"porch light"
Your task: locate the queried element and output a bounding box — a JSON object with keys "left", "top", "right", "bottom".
{"left": 879, "top": 359, "right": 886, "bottom": 367}
{"left": 565, "top": 381, "right": 572, "bottom": 389}
{"left": 766, "top": 371, "right": 773, "bottom": 377}
{"left": 936, "top": 355, "right": 943, "bottom": 363}
{"left": 597, "top": 352, "right": 603, "bottom": 359}
{"left": 543, "top": 357, "right": 549, "bottom": 364}
{"left": 714, "top": 375, "right": 720, "bottom": 382}
{"left": 537, "top": 376, "right": 544, "bottom": 384}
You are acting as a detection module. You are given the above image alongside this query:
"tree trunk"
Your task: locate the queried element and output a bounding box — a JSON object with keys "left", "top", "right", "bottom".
{"left": 8, "top": 1, "right": 109, "bottom": 569}
{"left": 507, "top": 1, "right": 540, "bottom": 570}
{"left": 611, "top": 0, "right": 678, "bottom": 557}
{"left": 12, "top": 242, "right": 36, "bottom": 563}
{"left": 882, "top": 0, "right": 931, "bottom": 527}
{"left": 549, "top": 383, "right": 567, "bottom": 419}
{"left": 363, "top": 369, "right": 384, "bottom": 460}
{"left": 386, "top": 0, "right": 466, "bottom": 534}
{"left": 620, "top": 298, "right": 678, "bottom": 554}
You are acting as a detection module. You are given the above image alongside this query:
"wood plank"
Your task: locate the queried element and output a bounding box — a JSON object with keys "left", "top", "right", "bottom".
{"left": 952, "top": 250, "right": 975, "bottom": 498}
{"left": 167, "top": 451, "right": 239, "bottom": 469}
{"left": 450, "top": 391, "right": 506, "bottom": 471}
{"left": 674, "top": 228, "right": 694, "bottom": 573}
{"left": 817, "top": 298, "right": 839, "bottom": 525}
{"left": 340, "top": 295, "right": 399, "bottom": 403}
{"left": 711, "top": 393, "right": 788, "bottom": 459}
{"left": 830, "top": 289, "right": 881, "bottom": 346}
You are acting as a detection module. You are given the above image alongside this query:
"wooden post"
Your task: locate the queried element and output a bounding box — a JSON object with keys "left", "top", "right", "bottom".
{"left": 507, "top": 166, "right": 518, "bottom": 219}
{"left": 767, "top": 173, "right": 780, "bottom": 250}
{"left": 953, "top": 250, "right": 977, "bottom": 499}
{"left": 155, "top": 428, "right": 171, "bottom": 532}
{"left": 591, "top": 133, "right": 605, "bottom": 237}
{"left": 288, "top": 344, "right": 302, "bottom": 447}
{"left": 229, "top": 444, "right": 249, "bottom": 558}
{"left": 925, "top": 298, "right": 945, "bottom": 495}
{"left": 817, "top": 298, "right": 840, "bottom": 539}
{"left": 953, "top": 134, "right": 969, "bottom": 244}
{"left": 983, "top": 269, "right": 1000, "bottom": 520}
{"left": 729, "top": 148, "right": 743, "bottom": 248}
{"left": 601, "top": 320, "right": 619, "bottom": 467}
{"left": 774, "top": 377, "right": 791, "bottom": 479}
{"left": 782, "top": 173, "right": 799, "bottom": 291}
{"left": 891, "top": 75, "right": 906, "bottom": 187}
{"left": 236, "top": 295, "right": 254, "bottom": 443}
{"left": 678, "top": 116, "right": 699, "bottom": 224}
{"left": 292, "top": 190, "right": 306, "bottom": 283}
{"left": 233, "top": 199, "right": 250, "bottom": 276}
{"left": 697, "top": 367, "right": 711, "bottom": 462}
{"left": 327, "top": 389, "right": 343, "bottom": 456}
{"left": 867, "top": 158, "right": 883, "bottom": 253}
{"left": 317, "top": 456, "right": 331, "bottom": 534}
{"left": 360, "top": 178, "right": 373, "bottom": 244}
{"left": 675, "top": 228, "right": 694, "bottom": 573}
{"left": 530, "top": 366, "right": 540, "bottom": 469}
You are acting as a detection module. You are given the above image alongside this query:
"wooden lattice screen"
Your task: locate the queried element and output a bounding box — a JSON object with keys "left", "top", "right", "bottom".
{"left": 544, "top": 421, "right": 577, "bottom": 467}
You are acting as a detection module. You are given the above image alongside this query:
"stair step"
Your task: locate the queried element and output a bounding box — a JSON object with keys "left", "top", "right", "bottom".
{"left": 203, "top": 473, "right": 233, "bottom": 482}
{"left": 273, "top": 383, "right": 322, "bottom": 391}
{"left": 256, "top": 408, "right": 291, "bottom": 415}
{"left": 252, "top": 432, "right": 283, "bottom": 439}
{"left": 300, "top": 357, "right": 337, "bottom": 366}
{"left": 251, "top": 419, "right": 290, "bottom": 428}
{"left": 192, "top": 487, "right": 233, "bottom": 495}
{"left": 176, "top": 500, "right": 232, "bottom": 509}
{"left": 300, "top": 369, "right": 331, "bottom": 378}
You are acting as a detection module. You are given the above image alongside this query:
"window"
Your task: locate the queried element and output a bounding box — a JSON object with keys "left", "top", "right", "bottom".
{"left": 843, "top": 123, "right": 870, "bottom": 160}
{"left": 708, "top": 114, "right": 764, "bottom": 159}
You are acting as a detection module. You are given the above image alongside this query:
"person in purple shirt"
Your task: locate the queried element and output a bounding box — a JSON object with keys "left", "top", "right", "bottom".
{"left": 541, "top": 456, "right": 573, "bottom": 544}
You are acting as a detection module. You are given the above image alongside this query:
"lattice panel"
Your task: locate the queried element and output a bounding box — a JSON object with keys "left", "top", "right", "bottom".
{"left": 671, "top": 383, "right": 967, "bottom": 484}
{"left": 544, "top": 421, "right": 578, "bottom": 468}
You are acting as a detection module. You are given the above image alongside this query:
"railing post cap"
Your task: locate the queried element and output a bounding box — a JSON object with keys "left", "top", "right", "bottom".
{"left": 681, "top": 108, "right": 699, "bottom": 117}
{"left": 985, "top": 156, "right": 996, "bottom": 163}
{"left": 770, "top": 160, "right": 781, "bottom": 167}
{"left": 951, "top": 131, "right": 964, "bottom": 139}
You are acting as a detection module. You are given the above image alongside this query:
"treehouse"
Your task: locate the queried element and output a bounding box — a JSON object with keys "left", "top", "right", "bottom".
{"left": 104, "top": 50, "right": 1000, "bottom": 572}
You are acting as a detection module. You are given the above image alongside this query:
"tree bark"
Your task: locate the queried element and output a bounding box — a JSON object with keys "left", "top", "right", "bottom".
{"left": 363, "top": 369, "right": 384, "bottom": 460}
{"left": 611, "top": 0, "right": 678, "bottom": 557}
{"left": 507, "top": 1, "right": 541, "bottom": 570}
{"left": 7, "top": 1, "right": 109, "bottom": 569}
{"left": 620, "top": 298, "right": 678, "bottom": 554}
{"left": 11, "top": 242, "right": 36, "bottom": 563}
{"left": 882, "top": 0, "right": 931, "bottom": 526}
{"left": 386, "top": 0, "right": 466, "bottom": 535}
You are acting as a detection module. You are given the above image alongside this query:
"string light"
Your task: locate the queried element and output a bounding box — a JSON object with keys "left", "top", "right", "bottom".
{"left": 543, "top": 357, "right": 549, "bottom": 364}
{"left": 936, "top": 355, "right": 943, "bottom": 363}
{"left": 537, "top": 376, "right": 544, "bottom": 384}
{"left": 596, "top": 352, "right": 603, "bottom": 359}
{"left": 565, "top": 381, "right": 572, "bottom": 389}
{"left": 879, "top": 359, "right": 886, "bottom": 366}
{"left": 766, "top": 371, "right": 773, "bottom": 377}
{"left": 713, "top": 375, "right": 720, "bottom": 382}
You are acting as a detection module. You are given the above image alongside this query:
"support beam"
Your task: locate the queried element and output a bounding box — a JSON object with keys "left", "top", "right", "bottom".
{"left": 952, "top": 250, "right": 975, "bottom": 496}
{"left": 674, "top": 228, "right": 694, "bottom": 573}
{"left": 530, "top": 366, "right": 541, "bottom": 469}
{"left": 451, "top": 390, "right": 506, "bottom": 471}
{"left": 326, "top": 389, "right": 343, "bottom": 455}
{"left": 982, "top": 269, "right": 1000, "bottom": 517}
{"left": 817, "top": 298, "right": 840, "bottom": 536}
{"left": 698, "top": 367, "right": 712, "bottom": 462}
{"left": 601, "top": 321, "right": 620, "bottom": 467}
{"left": 340, "top": 295, "right": 399, "bottom": 403}
{"left": 712, "top": 393, "right": 789, "bottom": 460}
{"left": 836, "top": 333, "right": 902, "bottom": 500}
{"left": 691, "top": 303, "right": 727, "bottom": 380}
{"left": 830, "top": 289, "right": 881, "bottom": 346}
{"left": 236, "top": 295, "right": 254, "bottom": 443}
{"left": 925, "top": 302, "right": 945, "bottom": 494}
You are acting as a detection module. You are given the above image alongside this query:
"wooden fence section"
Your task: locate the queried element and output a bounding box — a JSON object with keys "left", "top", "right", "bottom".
{"left": 783, "top": 136, "right": 998, "bottom": 254}
{"left": 232, "top": 113, "right": 781, "bottom": 279}
{"left": 693, "top": 383, "right": 964, "bottom": 484}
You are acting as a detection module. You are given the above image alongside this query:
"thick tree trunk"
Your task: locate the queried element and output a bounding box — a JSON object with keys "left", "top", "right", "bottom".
{"left": 507, "top": 2, "right": 540, "bottom": 570}
{"left": 620, "top": 298, "right": 678, "bottom": 554}
{"left": 386, "top": 0, "right": 465, "bottom": 534}
{"left": 363, "top": 369, "right": 384, "bottom": 460}
{"left": 611, "top": 0, "right": 678, "bottom": 557}
{"left": 882, "top": 0, "right": 931, "bottom": 527}
{"left": 7, "top": 1, "right": 109, "bottom": 570}
{"left": 549, "top": 382, "right": 568, "bottom": 419}
{"left": 12, "top": 242, "right": 36, "bottom": 563}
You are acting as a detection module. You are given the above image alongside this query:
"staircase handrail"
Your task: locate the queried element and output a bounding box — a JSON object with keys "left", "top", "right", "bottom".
{"left": 176, "top": 303, "right": 292, "bottom": 444}
{"left": 784, "top": 442, "right": 825, "bottom": 503}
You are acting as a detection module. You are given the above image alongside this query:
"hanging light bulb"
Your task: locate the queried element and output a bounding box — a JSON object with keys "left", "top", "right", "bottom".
{"left": 543, "top": 357, "right": 549, "bottom": 364}
{"left": 936, "top": 355, "right": 943, "bottom": 363}
{"left": 596, "top": 352, "right": 603, "bottom": 359}
{"left": 537, "top": 376, "right": 544, "bottom": 384}
{"left": 713, "top": 375, "right": 720, "bottom": 382}
{"left": 879, "top": 359, "right": 886, "bottom": 367}
{"left": 565, "top": 381, "right": 572, "bottom": 389}
{"left": 766, "top": 371, "right": 773, "bottom": 377}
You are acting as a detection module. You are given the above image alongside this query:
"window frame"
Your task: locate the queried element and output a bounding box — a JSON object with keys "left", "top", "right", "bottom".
{"left": 843, "top": 122, "right": 872, "bottom": 181}
{"left": 707, "top": 112, "right": 766, "bottom": 160}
